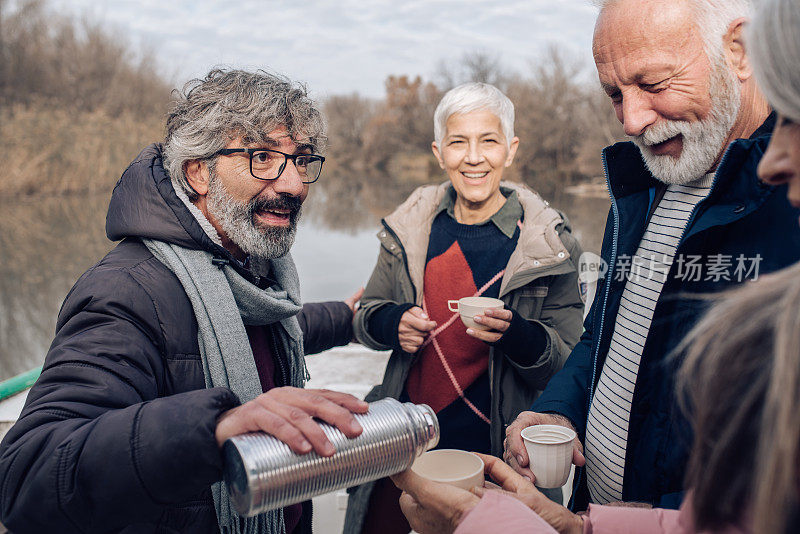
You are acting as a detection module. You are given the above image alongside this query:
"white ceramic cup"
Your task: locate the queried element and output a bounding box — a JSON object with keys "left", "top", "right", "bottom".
{"left": 446, "top": 296, "right": 505, "bottom": 331}
{"left": 410, "top": 449, "right": 485, "bottom": 490}
{"left": 521, "top": 424, "right": 576, "bottom": 489}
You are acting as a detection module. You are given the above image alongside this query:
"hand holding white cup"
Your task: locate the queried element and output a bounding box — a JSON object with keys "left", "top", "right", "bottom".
{"left": 521, "top": 424, "right": 577, "bottom": 488}
{"left": 447, "top": 297, "right": 505, "bottom": 331}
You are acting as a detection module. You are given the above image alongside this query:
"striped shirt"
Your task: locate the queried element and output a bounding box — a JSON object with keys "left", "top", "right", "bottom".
{"left": 584, "top": 173, "right": 714, "bottom": 504}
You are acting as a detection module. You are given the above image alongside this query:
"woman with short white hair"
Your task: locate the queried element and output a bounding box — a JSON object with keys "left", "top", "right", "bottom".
{"left": 343, "top": 83, "right": 585, "bottom": 534}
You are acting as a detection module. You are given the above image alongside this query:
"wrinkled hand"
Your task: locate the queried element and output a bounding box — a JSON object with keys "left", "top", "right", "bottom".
{"left": 344, "top": 287, "right": 365, "bottom": 314}
{"left": 504, "top": 412, "right": 585, "bottom": 481}
{"left": 467, "top": 308, "right": 512, "bottom": 343}
{"left": 398, "top": 306, "right": 437, "bottom": 353}
{"left": 474, "top": 453, "right": 584, "bottom": 534}
{"left": 391, "top": 468, "right": 480, "bottom": 534}
{"left": 215, "top": 387, "right": 369, "bottom": 455}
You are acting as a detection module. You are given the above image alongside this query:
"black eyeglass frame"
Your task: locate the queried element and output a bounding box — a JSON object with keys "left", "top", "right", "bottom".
{"left": 211, "top": 147, "right": 325, "bottom": 184}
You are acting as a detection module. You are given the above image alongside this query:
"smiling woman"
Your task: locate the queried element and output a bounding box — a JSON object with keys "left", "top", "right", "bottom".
{"left": 344, "top": 82, "right": 586, "bottom": 534}
{"left": 431, "top": 109, "right": 519, "bottom": 222}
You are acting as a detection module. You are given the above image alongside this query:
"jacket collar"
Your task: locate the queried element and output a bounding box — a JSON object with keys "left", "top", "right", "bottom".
{"left": 603, "top": 113, "right": 777, "bottom": 201}
{"left": 106, "top": 143, "right": 261, "bottom": 283}
{"left": 433, "top": 185, "right": 523, "bottom": 239}
{"left": 381, "top": 181, "right": 572, "bottom": 300}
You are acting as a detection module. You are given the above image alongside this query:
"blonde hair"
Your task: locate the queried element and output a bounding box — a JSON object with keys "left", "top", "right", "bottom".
{"left": 678, "top": 262, "right": 800, "bottom": 533}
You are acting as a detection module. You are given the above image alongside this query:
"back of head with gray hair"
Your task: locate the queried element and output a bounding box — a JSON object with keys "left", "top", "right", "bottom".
{"left": 433, "top": 82, "right": 515, "bottom": 151}
{"left": 163, "top": 68, "right": 327, "bottom": 200}
{"left": 748, "top": 0, "right": 800, "bottom": 122}
{"left": 592, "top": 0, "right": 752, "bottom": 64}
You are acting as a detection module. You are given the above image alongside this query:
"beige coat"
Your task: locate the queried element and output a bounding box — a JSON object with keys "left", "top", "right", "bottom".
{"left": 344, "top": 181, "right": 585, "bottom": 533}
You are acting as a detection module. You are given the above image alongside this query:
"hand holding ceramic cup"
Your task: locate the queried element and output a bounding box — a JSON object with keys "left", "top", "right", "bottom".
{"left": 447, "top": 297, "right": 505, "bottom": 331}
{"left": 410, "top": 449, "right": 485, "bottom": 490}
{"left": 521, "top": 424, "right": 577, "bottom": 488}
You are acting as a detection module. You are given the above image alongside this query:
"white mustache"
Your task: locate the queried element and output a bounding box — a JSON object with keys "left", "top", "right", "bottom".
{"left": 636, "top": 120, "right": 688, "bottom": 146}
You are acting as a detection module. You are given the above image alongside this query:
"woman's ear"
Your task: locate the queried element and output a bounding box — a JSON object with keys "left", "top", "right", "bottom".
{"left": 184, "top": 160, "right": 210, "bottom": 196}
{"left": 505, "top": 137, "right": 520, "bottom": 167}
{"left": 431, "top": 141, "right": 446, "bottom": 170}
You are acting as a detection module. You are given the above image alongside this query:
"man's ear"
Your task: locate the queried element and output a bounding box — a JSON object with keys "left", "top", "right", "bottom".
{"left": 184, "top": 160, "right": 210, "bottom": 197}
{"left": 431, "top": 141, "right": 445, "bottom": 170}
{"left": 724, "top": 17, "right": 752, "bottom": 82}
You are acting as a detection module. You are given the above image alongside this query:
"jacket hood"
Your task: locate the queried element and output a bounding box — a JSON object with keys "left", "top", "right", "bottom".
{"left": 381, "top": 181, "right": 573, "bottom": 300}
{"left": 106, "top": 144, "right": 226, "bottom": 257}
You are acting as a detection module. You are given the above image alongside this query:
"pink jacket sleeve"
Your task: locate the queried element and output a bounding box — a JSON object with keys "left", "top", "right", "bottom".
{"left": 455, "top": 492, "right": 706, "bottom": 534}
{"left": 582, "top": 504, "right": 686, "bottom": 534}
{"left": 454, "top": 491, "right": 558, "bottom": 534}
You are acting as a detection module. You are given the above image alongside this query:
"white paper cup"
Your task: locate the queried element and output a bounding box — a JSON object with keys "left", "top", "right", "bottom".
{"left": 446, "top": 297, "right": 504, "bottom": 331}
{"left": 411, "top": 449, "right": 484, "bottom": 490}
{"left": 521, "top": 424, "right": 576, "bottom": 489}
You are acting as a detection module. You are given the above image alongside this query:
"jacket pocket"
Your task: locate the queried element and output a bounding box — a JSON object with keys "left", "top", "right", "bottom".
{"left": 518, "top": 286, "right": 549, "bottom": 298}
{"left": 511, "top": 283, "right": 549, "bottom": 320}
{"left": 163, "top": 357, "right": 206, "bottom": 394}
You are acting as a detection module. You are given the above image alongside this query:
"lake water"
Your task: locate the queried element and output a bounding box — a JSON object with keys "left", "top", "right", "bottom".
{"left": 0, "top": 186, "right": 609, "bottom": 383}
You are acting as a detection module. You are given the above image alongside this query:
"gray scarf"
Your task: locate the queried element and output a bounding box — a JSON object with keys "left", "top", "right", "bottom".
{"left": 143, "top": 238, "right": 306, "bottom": 534}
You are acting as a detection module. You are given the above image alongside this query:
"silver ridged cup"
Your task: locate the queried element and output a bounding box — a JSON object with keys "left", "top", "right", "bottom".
{"left": 223, "top": 398, "right": 439, "bottom": 517}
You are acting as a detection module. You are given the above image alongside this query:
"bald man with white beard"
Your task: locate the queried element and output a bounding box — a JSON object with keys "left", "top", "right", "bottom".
{"left": 499, "top": 0, "right": 800, "bottom": 511}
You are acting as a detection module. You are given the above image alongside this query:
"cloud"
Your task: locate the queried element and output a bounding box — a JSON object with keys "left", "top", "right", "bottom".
{"left": 52, "top": 0, "right": 598, "bottom": 97}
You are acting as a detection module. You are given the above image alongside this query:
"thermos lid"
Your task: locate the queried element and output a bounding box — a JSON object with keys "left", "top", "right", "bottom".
{"left": 414, "top": 403, "right": 440, "bottom": 451}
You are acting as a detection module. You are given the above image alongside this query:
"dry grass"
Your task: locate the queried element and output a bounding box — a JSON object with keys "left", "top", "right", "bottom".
{"left": 0, "top": 103, "right": 164, "bottom": 197}
{"left": 0, "top": 0, "right": 171, "bottom": 197}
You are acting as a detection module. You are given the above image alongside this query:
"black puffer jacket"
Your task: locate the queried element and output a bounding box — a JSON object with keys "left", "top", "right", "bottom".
{"left": 0, "top": 145, "right": 353, "bottom": 533}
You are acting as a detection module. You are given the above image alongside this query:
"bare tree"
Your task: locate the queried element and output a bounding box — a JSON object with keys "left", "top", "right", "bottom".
{"left": 324, "top": 93, "right": 377, "bottom": 159}
{"left": 435, "top": 50, "right": 509, "bottom": 91}
{"left": 1, "top": 3, "right": 625, "bottom": 209}
{"left": 0, "top": 0, "right": 170, "bottom": 112}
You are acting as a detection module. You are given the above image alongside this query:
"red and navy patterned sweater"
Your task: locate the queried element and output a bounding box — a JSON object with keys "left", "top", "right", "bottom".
{"left": 370, "top": 208, "right": 547, "bottom": 452}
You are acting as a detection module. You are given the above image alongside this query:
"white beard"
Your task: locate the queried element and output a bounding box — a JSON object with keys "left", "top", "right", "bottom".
{"left": 205, "top": 171, "right": 300, "bottom": 260}
{"left": 631, "top": 59, "right": 742, "bottom": 185}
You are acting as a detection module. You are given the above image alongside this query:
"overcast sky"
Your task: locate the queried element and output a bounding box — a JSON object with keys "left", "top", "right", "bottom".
{"left": 52, "top": 0, "right": 600, "bottom": 99}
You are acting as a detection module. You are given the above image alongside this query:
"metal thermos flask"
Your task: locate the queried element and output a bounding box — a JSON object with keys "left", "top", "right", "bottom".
{"left": 223, "top": 397, "right": 440, "bottom": 517}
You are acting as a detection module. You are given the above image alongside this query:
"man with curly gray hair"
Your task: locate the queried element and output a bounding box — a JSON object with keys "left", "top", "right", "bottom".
{"left": 0, "top": 69, "right": 367, "bottom": 534}
{"left": 164, "top": 68, "right": 328, "bottom": 260}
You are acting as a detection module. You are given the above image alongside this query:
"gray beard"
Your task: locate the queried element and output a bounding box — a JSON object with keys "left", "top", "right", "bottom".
{"left": 205, "top": 173, "right": 300, "bottom": 260}
{"left": 631, "top": 58, "right": 742, "bottom": 185}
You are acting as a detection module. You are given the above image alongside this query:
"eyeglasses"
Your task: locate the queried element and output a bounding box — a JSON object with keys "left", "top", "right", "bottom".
{"left": 212, "top": 147, "right": 325, "bottom": 184}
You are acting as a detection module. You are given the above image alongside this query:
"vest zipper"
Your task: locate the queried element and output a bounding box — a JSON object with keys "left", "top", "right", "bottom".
{"left": 572, "top": 151, "right": 619, "bottom": 509}
{"left": 270, "top": 325, "right": 290, "bottom": 387}
{"left": 588, "top": 151, "right": 619, "bottom": 415}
